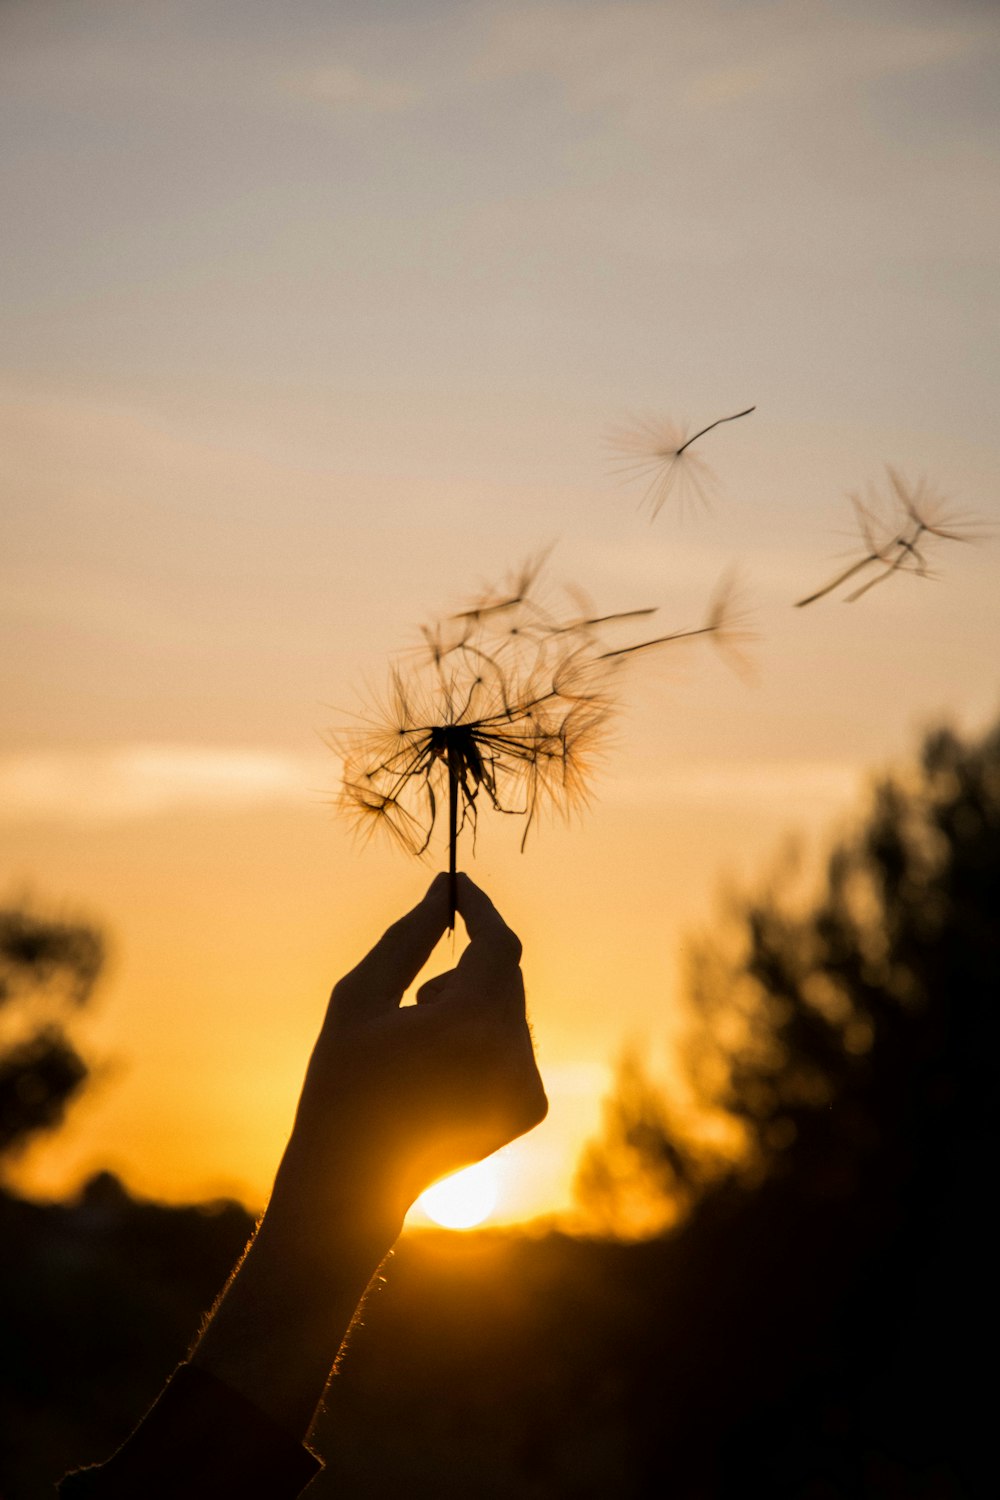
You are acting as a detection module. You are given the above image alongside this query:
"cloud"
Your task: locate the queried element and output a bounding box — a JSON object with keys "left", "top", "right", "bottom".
{"left": 0, "top": 8, "right": 419, "bottom": 120}
{"left": 0, "top": 741, "right": 859, "bottom": 827}
{"left": 481, "top": 0, "right": 994, "bottom": 126}
{"left": 681, "top": 8, "right": 982, "bottom": 109}
{"left": 0, "top": 745, "right": 326, "bottom": 824}
{"left": 288, "top": 63, "right": 417, "bottom": 113}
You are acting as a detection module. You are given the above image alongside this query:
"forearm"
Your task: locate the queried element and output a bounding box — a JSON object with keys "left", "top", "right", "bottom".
{"left": 59, "top": 1200, "right": 399, "bottom": 1498}
{"left": 189, "top": 1203, "right": 398, "bottom": 1441}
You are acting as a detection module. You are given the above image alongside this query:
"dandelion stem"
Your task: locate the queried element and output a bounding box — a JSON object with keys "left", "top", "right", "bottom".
{"left": 675, "top": 405, "right": 756, "bottom": 457}
{"left": 447, "top": 743, "right": 459, "bottom": 931}
{"left": 794, "top": 555, "right": 880, "bottom": 608}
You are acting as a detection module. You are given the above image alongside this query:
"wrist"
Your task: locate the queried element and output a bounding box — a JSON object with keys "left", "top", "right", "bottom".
{"left": 266, "top": 1122, "right": 412, "bottom": 1260}
{"left": 251, "top": 1201, "right": 400, "bottom": 1295}
{"left": 263, "top": 1160, "right": 404, "bottom": 1273}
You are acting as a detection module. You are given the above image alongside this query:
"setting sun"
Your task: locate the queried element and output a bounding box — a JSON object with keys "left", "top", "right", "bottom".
{"left": 418, "top": 1159, "right": 500, "bottom": 1230}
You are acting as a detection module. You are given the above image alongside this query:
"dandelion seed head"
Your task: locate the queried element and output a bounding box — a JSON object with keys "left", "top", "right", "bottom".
{"left": 607, "top": 405, "right": 754, "bottom": 521}
{"left": 797, "top": 465, "right": 985, "bottom": 608}
{"left": 337, "top": 779, "right": 426, "bottom": 856}
{"left": 608, "top": 416, "right": 718, "bottom": 519}
{"left": 692, "top": 567, "right": 755, "bottom": 676}
{"left": 334, "top": 556, "right": 750, "bottom": 865}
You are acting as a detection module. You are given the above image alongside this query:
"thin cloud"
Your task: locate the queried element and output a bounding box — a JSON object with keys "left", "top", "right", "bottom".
{"left": 0, "top": 745, "right": 323, "bottom": 824}
{"left": 0, "top": 744, "right": 859, "bottom": 824}
{"left": 682, "top": 8, "right": 983, "bottom": 109}
{"left": 0, "top": 11, "right": 419, "bottom": 119}
{"left": 483, "top": 0, "right": 993, "bottom": 124}
{"left": 289, "top": 63, "right": 418, "bottom": 113}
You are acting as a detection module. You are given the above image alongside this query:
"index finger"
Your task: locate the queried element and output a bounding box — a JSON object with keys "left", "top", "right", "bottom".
{"left": 338, "top": 872, "right": 451, "bottom": 1013}
{"left": 454, "top": 873, "right": 523, "bottom": 999}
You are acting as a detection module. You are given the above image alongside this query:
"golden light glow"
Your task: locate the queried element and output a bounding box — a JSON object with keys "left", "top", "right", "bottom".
{"left": 418, "top": 1159, "right": 500, "bottom": 1230}
{"left": 2, "top": 1, "right": 998, "bottom": 1228}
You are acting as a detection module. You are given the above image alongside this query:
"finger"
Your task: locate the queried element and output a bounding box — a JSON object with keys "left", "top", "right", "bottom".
{"left": 453, "top": 873, "right": 524, "bottom": 1005}
{"left": 338, "top": 873, "right": 450, "bottom": 1014}
{"left": 453, "top": 873, "right": 521, "bottom": 954}
{"left": 415, "top": 971, "right": 453, "bottom": 1005}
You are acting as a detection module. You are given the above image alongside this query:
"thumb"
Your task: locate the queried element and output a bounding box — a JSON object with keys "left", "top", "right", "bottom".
{"left": 415, "top": 971, "right": 454, "bottom": 1005}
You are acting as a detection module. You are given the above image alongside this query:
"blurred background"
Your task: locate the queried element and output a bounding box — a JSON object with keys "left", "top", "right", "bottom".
{"left": 2, "top": 1, "right": 997, "bottom": 1493}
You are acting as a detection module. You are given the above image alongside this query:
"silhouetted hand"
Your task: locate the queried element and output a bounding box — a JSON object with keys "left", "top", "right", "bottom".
{"left": 189, "top": 873, "right": 547, "bottom": 1443}
{"left": 267, "top": 870, "right": 548, "bottom": 1248}
{"left": 60, "top": 874, "right": 548, "bottom": 1488}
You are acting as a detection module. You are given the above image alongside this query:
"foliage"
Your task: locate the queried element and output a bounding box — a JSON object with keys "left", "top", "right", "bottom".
{"left": 573, "top": 1050, "right": 722, "bottom": 1239}
{"left": 0, "top": 902, "right": 104, "bottom": 1167}
{"left": 561, "top": 712, "right": 998, "bottom": 1492}
{"left": 577, "top": 710, "right": 1000, "bottom": 1228}
{"left": 0, "top": 1179, "right": 253, "bottom": 1498}
{"left": 0, "top": 906, "right": 103, "bottom": 1011}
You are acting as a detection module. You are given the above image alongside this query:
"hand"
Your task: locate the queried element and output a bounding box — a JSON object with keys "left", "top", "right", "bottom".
{"left": 267, "top": 871, "right": 548, "bottom": 1252}
{"left": 192, "top": 874, "right": 546, "bottom": 1439}
{"left": 72, "top": 881, "right": 544, "bottom": 1474}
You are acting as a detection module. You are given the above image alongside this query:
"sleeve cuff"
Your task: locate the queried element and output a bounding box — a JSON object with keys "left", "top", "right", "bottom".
{"left": 58, "top": 1362, "right": 323, "bottom": 1499}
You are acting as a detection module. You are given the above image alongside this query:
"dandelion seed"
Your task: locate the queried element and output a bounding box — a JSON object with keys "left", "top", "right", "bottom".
{"left": 796, "top": 469, "right": 981, "bottom": 608}
{"left": 608, "top": 405, "right": 755, "bottom": 520}
{"left": 332, "top": 558, "right": 749, "bottom": 926}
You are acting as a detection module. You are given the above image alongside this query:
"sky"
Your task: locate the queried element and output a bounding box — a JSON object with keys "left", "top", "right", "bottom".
{"left": 2, "top": 0, "right": 998, "bottom": 1223}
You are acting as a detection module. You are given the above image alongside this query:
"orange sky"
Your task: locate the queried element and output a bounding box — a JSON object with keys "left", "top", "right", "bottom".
{"left": 2, "top": 0, "right": 998, "bottom": 1224}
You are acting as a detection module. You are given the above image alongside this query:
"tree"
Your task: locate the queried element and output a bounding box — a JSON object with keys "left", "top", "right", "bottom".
{"left": 573, "top": 714, "right": 999, "bottom": 1491}
{"left": 0, "top": 902, "right": 104, "bottom": 1169}
{"left": 577, "top": 713, "right": 1000, "bottom": 1228}
{"left": 573, "top": 1049, "right": 726, "bottom": 1238}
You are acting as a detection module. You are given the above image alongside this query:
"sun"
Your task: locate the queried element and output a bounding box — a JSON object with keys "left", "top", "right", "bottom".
{"left": 417, "top": 1158, "right": 500, "bottom": 1230}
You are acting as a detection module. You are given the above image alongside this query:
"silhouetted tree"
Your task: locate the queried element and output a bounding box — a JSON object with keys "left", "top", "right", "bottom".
{"left": 574, "top": 713, "right": 999, "bottom": 1493}
{"left": 579, "top": 712, "right": 999, "bottom": 1226}
{"left": 574, "top": 1049, "right": 722, "bottom": 1238}
{"left": 0, "top": 902, "right": 104, "bottom": 1168}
